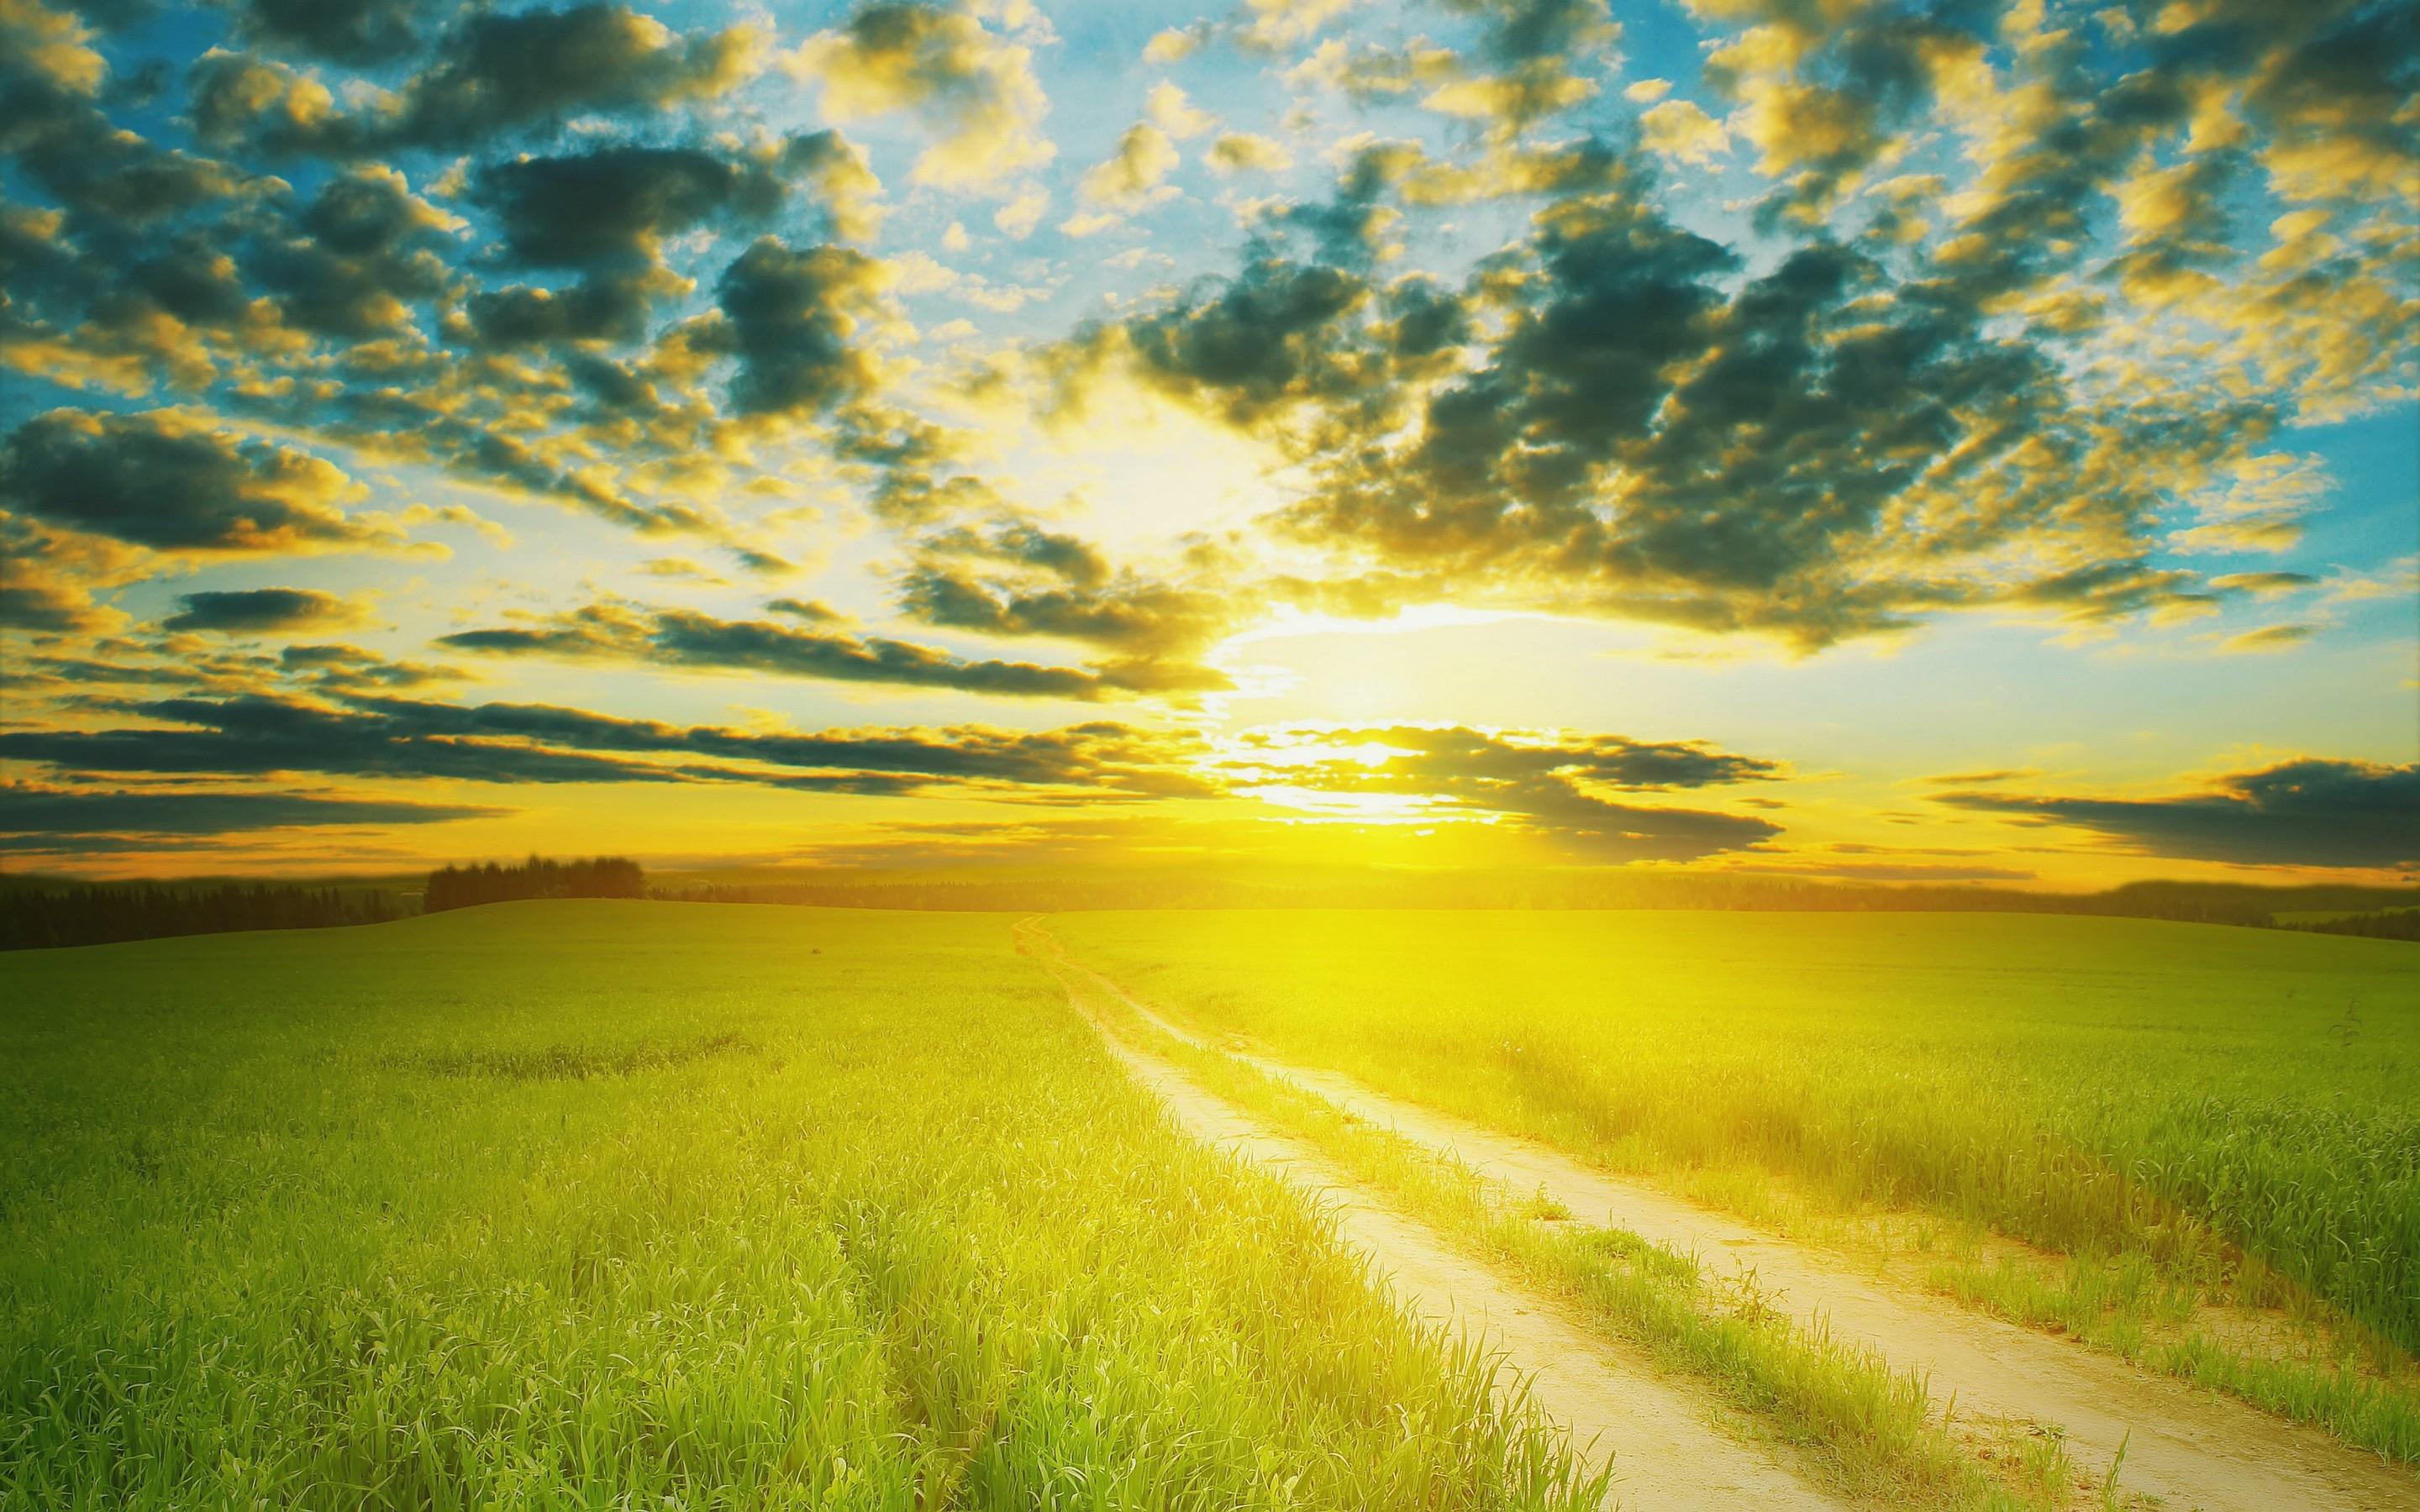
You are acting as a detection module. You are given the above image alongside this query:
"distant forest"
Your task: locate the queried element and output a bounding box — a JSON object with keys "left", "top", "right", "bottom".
{"left": 424, "top": 857, "right": 645, "bottom": 913}
{"left": 0, "top": 884, "right": 405, "bottom": 951}
{"left": 2286, "top": 908, "right": 2420, "bottom": 942}
{"left": 652, "top": 872, "right": 2420, "bottom": 927}
{"left": 3, "top": 859, "right": 2414, "bottom": 949}
{"left": 0, "top": 856, "right": 641, "bottom": 950}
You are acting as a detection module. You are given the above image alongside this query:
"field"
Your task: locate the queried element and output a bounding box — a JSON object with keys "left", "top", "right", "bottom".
{"left": 1048, "top": 909, "right": 2420, "bottom": 1457}
{"left": 8, "top": 901, "right": 2416, "bottom": 1509}
{"left": 0, "top": 904, "right": 1597, "bottom": 1509}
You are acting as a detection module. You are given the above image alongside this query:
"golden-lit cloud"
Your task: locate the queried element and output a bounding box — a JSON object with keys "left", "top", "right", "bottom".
{"left": 783, "top": 2, "right": 1054, "bottom": 191}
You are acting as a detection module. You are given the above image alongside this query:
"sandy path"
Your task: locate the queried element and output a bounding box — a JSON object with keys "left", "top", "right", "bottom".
{"left": 1033, "top": 925, "right": 2420, "bottom": 1512}
{"left": 1022, "top": 925, "right": 1850, "bottom": 1511}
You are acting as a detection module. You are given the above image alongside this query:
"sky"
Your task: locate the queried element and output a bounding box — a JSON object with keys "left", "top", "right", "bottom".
{"left": 0, "top": 0, "right": 2415, "bottom": 885}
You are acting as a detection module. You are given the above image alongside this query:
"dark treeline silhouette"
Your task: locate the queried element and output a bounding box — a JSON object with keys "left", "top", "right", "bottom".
{"left": 0, "top": 883, "right": 402, "bottom": 951}
{"left": 2284, "top": 908, "right": 2420, "bottom": 942}
{"left": 651, "top": 871, "right": 2420, "bottom": 926}
{"left": 8, "top": 860, "right": 2411, "bottom": 949}
{"left": 424, "top": 856, "right": 645, "bottom": 913}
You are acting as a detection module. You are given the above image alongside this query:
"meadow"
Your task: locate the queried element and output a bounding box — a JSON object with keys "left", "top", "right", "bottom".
{"left": 0, "top": 904, "right": 1601, "bottom": 1509}
{"left": 1049, "top": 909, "right": 2420, "bottom": 1457}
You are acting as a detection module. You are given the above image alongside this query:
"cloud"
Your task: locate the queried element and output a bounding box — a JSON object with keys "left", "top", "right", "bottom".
{"left": 1207, "top": 132, "right": 1293, "bottom": 175}
{"left": 1146, "top": 81, "right": 1214, "bottom": 140}
{"left": 0, "top": 521, "right": 129, "bottom": 633}
{"left": 708, "top": 237, "right": 887, "bottom": 417}
{"left": 1222, "top": 722, "right": 1782, "bottom": 861}
{"left": 783, "top": 3, "right": 1054, "bottom": 190}
{"left": 192, "top": 5, "right": 767, "bottom": 155}
{"left": 277, "top": 642, "right": 471, "bottom": 691}
{"left": 1143, "top": 26, "right": 1203, "bottom": 64}
{"left": 2007, "top": 560, "right": 2217, "bottom": 627}
{"left": 1239, "top": 0, "right": 1358, "bottom": 51}
{"left": 0, "top": 695, "right": 709, "bottom": 786}
{"left": 1115, "top": 258, "right": 1370, "bottom": 428}
{"left": 1639, "top": 98, "right": 1729, "bottom": 166}
{"left": 992, "top": 181, "right": 1049, "bottom": 237}
{"left": 161, "top": 587, "right": 371, "bottom": 634}
{"left": 434, "top": 598, "right": 1188, "bottom": 700}
{"left": 455, "top": 141, "right": 862, "bottom": 349}
{"left": 0, "top": 409, "right": 393, "bottom": 556}
{"left": 228, "top": 0, "right": 452, "bottom": 66}
{"left": 469, "top": 145, "right": 794, "bottom": 270}
{"left": 1935, "top": 759, "right": 2420, "bottom": 870}
{"left": 0, "top": 694, "right": 1213, "bottom": 800}
{"left": 1079, "top": 172, "right": 2341, "bottom": 648}
{"left": 245, "top": 164, "right": 461, "bottom": 339}
{"left": 1079, "top": 123, "right": 1181, "bottom": 207}
{"left": 894, "top": 517, "right": 1242, "bottom": 685}
{"left": 2218, "top": 622, "right": 2317, "bottom": 655}
{"left": 0, "top": 784, "right": 507, "bottom": 838}
{"left": 2209, "top": 571, "right": 2318, "bottom": 599}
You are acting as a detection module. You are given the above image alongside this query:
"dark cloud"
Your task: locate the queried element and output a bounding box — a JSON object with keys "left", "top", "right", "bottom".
{"left": 2007, "top": 560, "right": 2217, "bottom": 625}
{"left": 2, "top": 43, "right": 248, "bottom": 231}
{"left": 0, "top": 575, "right": 108, "bottom": 633}
{"left": 161, "top": 587, "right": 367, "bottom": 634}
{"left": 893, "top": 564, "right": 1238, "bottom": 687}
{"left": 1121, "top": 259, "right": 1372, "bottom": 428}
{"left": 0, "top": 522, "right": 122, "bottom": 633}
{"left": 461, "top": 272, "right": 659, "bottom": 349}
{"left": 894, "top": 516, "right": 1240, "bottom": 680}
{"left": 0, "top": 694, "right": 1210, "bottom": 800}
{"left": 1236, "top": 723, "right": 1779, "bottom": 791}
{"left": 709, "top": 237, "right": 886, "bottom": 417}
{"left": 1155, "top": 172, "right": 2282, "bottom": 645}
{"left": 231, "top": 0, "right": 456, "bottom": 66}
{"left": 1449, "top": 0, "right": 1612, "bottom": 66}
{"left": 456, "top": 144, "right": 832, "bottom": 348}
{"left": 245, "top": 167, "right": 459, "bottom": 339}
{"left": 0, "top": 784, "right": 504, "bottom": 837}
{"left": 434, "top": 599, "right": 1181, "bottom": 699}
{"left": 192, "top": 4, "right": 765, "bottom": 156}
{"left": 1224, "top": 724, "right": 1783, "bottom": 861}
{"left": 765, "top": 596, "right": 847, "bottom": 621}
{"left": 276, "top": 643, "right": 469, "bottom": 690}
{"left": 0, "top": 695, "right": 689, "bottom": 786}
{"left": 1936, "top": 759, "right": 2420, "bottom": 869}
{"left": 471, "top": 146, "right": 791, "bottom": 270}
{"left": 0, "top": 410, "right": 389, "bottom": 556}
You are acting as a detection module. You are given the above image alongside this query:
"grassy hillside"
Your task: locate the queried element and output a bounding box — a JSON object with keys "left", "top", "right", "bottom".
{"left": 0, "top": 904, "right": 1597, "bottom": 1509}
{"left": 1051, "top": 909, "right": 2420, "bottom": 1454}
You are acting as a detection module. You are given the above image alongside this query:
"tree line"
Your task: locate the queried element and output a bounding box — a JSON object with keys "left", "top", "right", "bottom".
{"left": 2281, "top": 908, "right": 2420, "bottom": 942}
{"left": 650, "top": 871, "right": 2420, "bottom": 925}
{"left": 0, "top": 883, "right": 405, "bottom": 951}
{"left": 2, "top": 856, "right": 644, "bottom": 950}
{"left": 423, "top": 856, "right": 644, "bottom": 913}
{"left": 7, "top": 857, "right": 2412, "bottom": 950}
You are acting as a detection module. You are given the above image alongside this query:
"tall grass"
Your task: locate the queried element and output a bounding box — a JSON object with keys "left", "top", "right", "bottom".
{"left": 0, "top": 903, "right": 1600, "bottom": 1509}
{"left": 1050, "top": 909, "right": 2420, "bottom": 1453}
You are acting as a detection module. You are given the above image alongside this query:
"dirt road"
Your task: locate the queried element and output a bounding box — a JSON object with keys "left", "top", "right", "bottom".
{"left": 1029, "top": 920, "right": 2420, "bottom": 1512}
{"left": 1023, "top": 921, "right": 1850, "bottom": 1511}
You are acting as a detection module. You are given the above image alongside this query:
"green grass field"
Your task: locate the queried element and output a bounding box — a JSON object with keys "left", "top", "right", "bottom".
{"left": 1050, "top": 909, "right": 2420, "bottom": 1456}
{"left": 0, "top": 904, "right": 1599, "bottom": 1509}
